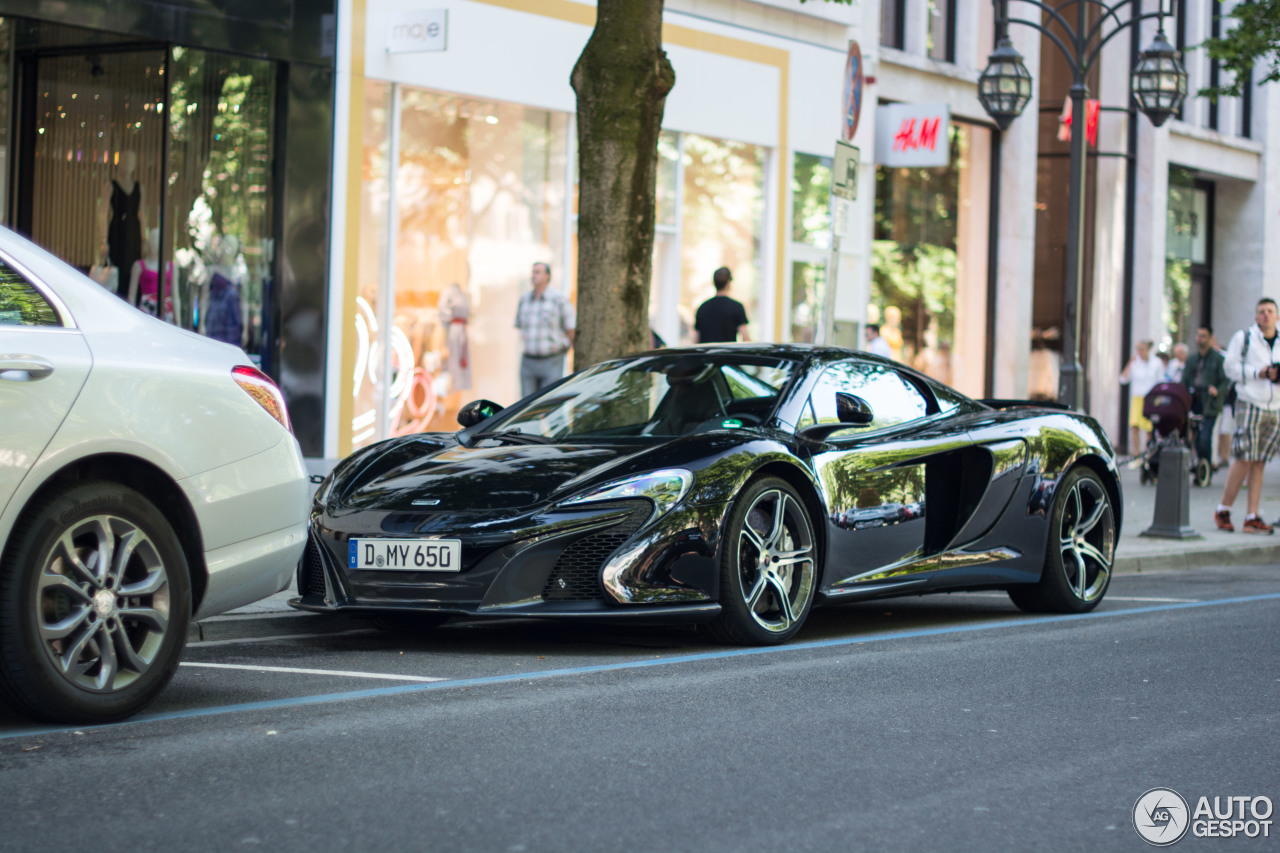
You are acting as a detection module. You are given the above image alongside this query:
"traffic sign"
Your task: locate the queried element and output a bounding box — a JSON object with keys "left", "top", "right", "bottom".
{"left": 831, "top": 139, "right": 859, "bottom": 202}
{"left": 842, "top": 41, "right": 864, "bottom": 141}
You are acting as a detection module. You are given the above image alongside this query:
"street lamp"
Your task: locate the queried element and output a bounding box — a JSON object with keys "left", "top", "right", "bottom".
{"left": 978, "top": 0, "right": 1187, "bottom": 411}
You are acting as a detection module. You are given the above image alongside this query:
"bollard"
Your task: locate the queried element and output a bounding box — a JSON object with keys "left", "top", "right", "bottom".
{"left": 1140, "top": 443, "right": 1202, "bottom": 539}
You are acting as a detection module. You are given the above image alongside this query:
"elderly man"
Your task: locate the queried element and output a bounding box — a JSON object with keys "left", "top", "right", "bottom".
{"left": 1167, "top": 342, "right": 1189, "bottom": 382}
{"left": 515, "top": 262, "right": 576, "bottom": 397}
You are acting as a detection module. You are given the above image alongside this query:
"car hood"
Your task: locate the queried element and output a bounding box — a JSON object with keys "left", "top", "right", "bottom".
{"left": 339, "top": 441, "right": 638, "bottom": 512}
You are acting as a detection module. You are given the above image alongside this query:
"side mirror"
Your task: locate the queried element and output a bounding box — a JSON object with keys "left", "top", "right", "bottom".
{"left": 836, "top": 392, "right": 874, "bottom": 425}
{"left": 797, "top": 393, "right": 874, "bottom": 442}
{"left": 458, "top": 399, "right": 504, "bottom": 428}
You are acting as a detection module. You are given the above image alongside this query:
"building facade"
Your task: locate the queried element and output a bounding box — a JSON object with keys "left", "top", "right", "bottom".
{"left": 0, "top": 0, "right": 336, "bottom": 455}
{"left": 1, "top": 0, "right": 1272, "bottom": 461}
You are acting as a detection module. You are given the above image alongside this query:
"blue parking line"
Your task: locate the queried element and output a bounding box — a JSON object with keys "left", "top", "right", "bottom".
{"left": 4, "top": 592, "right": 1279, "bottom": 741}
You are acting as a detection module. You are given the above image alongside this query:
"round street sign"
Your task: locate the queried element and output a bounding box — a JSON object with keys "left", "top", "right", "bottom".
{"left": 842, "top": 40, "right": 864, "bottom": 142}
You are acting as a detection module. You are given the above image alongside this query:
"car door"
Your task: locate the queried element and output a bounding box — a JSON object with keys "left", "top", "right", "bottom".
{"left": 0, "top": 261, "right": 92, "bottom": 520}
{"left": 802, "top": 360, "right": 970, "bottom": 593}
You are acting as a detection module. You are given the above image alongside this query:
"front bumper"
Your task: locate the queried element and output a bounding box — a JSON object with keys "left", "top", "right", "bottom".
{"left": 292, "top": 498, "right": 728, "bottom": 622}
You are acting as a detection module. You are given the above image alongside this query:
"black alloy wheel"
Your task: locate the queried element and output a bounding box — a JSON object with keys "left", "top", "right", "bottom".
{"left": 1009, "top": 467, "right": 1115, "bottom": 613}
{"left": 0, "top": 481, "right": 191, "bottom": 723}
{"left": 707, "top": 476, "right": 817, "bottom": 645}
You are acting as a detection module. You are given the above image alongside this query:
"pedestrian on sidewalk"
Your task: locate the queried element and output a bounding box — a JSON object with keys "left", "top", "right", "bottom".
{"left": 865, "top": 323, "right": 894, "bottom": 359}
{"left": 515, "top": 261, "right": 576, "bottom": 397}
{"left": 1215, "top": 297, "right": 1280, "bottom": 534}
{"left": 1119, "top": 340, "right": 1162, "bottom": 456}
{"left": 1167, "top": 342, "right": 1188, "bottom": 382}
{"left": 1183, "top": 325, "right": 1230, "bottom": 468}
{"left": 693, "top": 266, "right": 750, "bottom": 344}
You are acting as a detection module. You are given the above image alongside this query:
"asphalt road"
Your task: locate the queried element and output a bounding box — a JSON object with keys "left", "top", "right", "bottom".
{"left": 1, "top": 565, "right": 1277, "bottom": 852}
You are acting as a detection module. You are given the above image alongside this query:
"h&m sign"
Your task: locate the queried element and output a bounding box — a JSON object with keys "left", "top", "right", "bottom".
{"left": 387, "top": 10, "right": 448, "bottom": 54}
{"left": 874, "top": 103, "right": 951, "bottom": 168}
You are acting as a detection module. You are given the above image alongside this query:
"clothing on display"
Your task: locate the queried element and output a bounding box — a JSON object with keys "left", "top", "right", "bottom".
{"left": 205, "top": 271, "right": 242, "bottom": 345}
{"left": 107, "top": 180, "right": 142, "bottom": 302}
{"left": 135, "top": 260, "right": 173, "bottom": 321}
{"left": 437, "top": 283, "right": 472, "bottom": 393}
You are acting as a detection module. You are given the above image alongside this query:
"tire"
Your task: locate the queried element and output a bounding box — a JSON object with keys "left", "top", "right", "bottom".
{"left": 1194, "top": 457, "right": 1212, "bottom": 487}
{"left": 706, "top": 477, "right": 817, "bottom": 645}
{"left": 370, "top": 613, "right": 450, "bottom": 634}
{"left": 0, "top": 481, "right": 191, "bottom": 723}
{"left": 1008, "top": 467, "right": 1115, "bottom": 614}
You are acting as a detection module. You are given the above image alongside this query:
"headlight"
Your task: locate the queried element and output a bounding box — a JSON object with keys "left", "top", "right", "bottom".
{"left": 559, "top": 469, "right": 693, "bottom": 518}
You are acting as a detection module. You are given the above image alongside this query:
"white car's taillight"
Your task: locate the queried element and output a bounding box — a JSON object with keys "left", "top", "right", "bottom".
{"left": 232, "top": 365, "right": 292, "bottom": 432}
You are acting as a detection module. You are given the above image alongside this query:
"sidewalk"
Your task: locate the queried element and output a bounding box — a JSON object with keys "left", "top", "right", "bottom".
{"left": 191, "top": 456, "right": 1280, "bottom": 641}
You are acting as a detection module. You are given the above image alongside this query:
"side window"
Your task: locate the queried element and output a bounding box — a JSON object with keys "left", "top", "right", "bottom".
{"left": 0, "top": 265, "right": 59, "bottom": 327}
{"left": 808, "top": 361, "right": 928, "bottom": 433}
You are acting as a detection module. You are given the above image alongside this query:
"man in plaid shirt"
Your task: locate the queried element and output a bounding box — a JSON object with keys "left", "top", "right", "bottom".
{"left": 515, "top": 261, "right": 576, "bottom": 397}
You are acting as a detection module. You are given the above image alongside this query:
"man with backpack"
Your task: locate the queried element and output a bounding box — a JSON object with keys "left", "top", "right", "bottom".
{"left": 1215, "top": 298, "right": 1280, "bottom": 533}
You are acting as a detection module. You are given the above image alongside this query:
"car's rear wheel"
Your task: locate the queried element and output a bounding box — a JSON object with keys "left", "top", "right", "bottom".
{"left": 1008, "top": 467, "right": 1115, "bottom": 614}
{"left": 0, "top": 481, "right": 191, "bottom": 723}
{"left": 707, "top": 477, "right": 816, "bottom": 645}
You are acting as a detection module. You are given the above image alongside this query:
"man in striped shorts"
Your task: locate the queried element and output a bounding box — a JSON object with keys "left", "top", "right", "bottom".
{"left": 1215, "top": 297, "right": 1280, "bottom": 533}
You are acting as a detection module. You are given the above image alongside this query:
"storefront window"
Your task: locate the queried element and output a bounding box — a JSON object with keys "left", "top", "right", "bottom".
{"left": 0, "top": 19, "right": 11, "bottom": 226}
{"left": 790, "top": 260, "right": 826, "bottom": 343}
{"left": 872, "top": 121, "right": 990, "bottom": 394}
{"left": 351, "top": 80, "right": 393, "bottom": 448}
{"left": 352, "top": 87, "right": 570, "bottom": 448}
{"left": 1165, "top": 168, "right": 1209, "bottom": 348}
{"left": 165, "top": 47, "right": 275, "bottom": 362}
{"left": 792, "top": 153, "right": 831, "bottom": 249}
{"left": 28, "top": 47, "right": 166, "bottom": 279}
{"left": 679, "top": 133, "right": 765, "bottom": 343}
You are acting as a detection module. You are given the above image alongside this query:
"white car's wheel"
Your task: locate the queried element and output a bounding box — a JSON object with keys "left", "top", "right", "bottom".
{"left": 0, "top": 481, "right": 191, "bottom": 723}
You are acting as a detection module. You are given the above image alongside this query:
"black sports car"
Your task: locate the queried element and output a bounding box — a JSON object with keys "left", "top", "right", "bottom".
{"left": 294, "top": 345, "right": 1121, "bottom": 645}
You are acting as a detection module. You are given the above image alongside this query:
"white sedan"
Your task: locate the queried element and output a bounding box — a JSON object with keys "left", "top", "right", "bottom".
{"left": 0, "top": 228, "right": 309, "bottom": 723}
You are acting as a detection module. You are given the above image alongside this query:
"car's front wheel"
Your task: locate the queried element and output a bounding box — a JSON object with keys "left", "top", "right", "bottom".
{"left": 0, "top": 481, "right": 191, "bottom": 723}
{"left": 1009, "top": 467, "right": 1115, "bottom": 613}
{"left": 707, "top": 477, "right": 817, "bottom": 645}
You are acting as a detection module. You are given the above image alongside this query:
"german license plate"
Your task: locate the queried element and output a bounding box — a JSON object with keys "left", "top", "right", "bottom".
{"left": 348, "top": 538, "right": 462, "bottom": 572}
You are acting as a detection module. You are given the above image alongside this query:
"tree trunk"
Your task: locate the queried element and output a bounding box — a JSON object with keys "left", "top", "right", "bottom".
{"left": 570, "top": 0, "right": 675, "bottom": 369}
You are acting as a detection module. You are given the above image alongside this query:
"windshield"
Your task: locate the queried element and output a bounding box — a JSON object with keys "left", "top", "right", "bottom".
{"left": 479, "top": 354, "right": 798, "bottom": 443}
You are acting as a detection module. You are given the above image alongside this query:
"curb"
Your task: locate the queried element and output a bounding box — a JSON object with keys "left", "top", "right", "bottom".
{"left": 1113, "top": 541, "right": 1280, "bottom": 574}
{"left": 187, "top": 611, "right": 364, "bottom": 643}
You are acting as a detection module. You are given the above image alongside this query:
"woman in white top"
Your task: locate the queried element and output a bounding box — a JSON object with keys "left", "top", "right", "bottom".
{"left": 1119, "top": 339, "right": 1163, "bottom": 454}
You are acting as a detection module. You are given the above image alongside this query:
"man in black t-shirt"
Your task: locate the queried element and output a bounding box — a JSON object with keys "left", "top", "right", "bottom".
{"left": 694, "top": 266, "right": 750, "bottom": 343}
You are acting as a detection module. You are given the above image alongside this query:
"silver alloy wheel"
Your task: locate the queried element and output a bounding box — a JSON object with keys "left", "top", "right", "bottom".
{"left": 1057, "top": 476, "right": 1114, "bottom": 601}
{"left": 736, "top": 488, "right": 815, "bottom": 634}
{"left": 36, "top": 514, "right": 172, "bottom": 693}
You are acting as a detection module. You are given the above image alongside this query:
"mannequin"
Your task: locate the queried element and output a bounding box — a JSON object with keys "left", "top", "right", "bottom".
{"left": 98, "top": 151, "right": 147, "bottom": 303}
{"left": 128, "top": 227, "right": 172, "bottom": 321}
{"left": 437, "top": 282, "right": 473, "bottom": 395}
{"left": 202, "top": 234, "right": 244, "bottom": 346}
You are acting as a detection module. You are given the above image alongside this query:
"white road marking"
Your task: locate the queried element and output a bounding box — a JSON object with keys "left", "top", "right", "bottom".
{"left": 180, "top": 662, "right": 446, "bottom": 682}
{"left": 960, "top": 592, "right": 1196, "bottom": 603}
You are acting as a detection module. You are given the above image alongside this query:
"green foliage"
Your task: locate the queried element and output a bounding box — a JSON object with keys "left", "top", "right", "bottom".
{"left": 1201, "top": 0, "right": 1280, "bottom": 98}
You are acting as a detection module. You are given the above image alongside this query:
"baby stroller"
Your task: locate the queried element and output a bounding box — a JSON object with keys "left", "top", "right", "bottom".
{"left": 1139, "top": 382, "right": 1213, "bottom": 487}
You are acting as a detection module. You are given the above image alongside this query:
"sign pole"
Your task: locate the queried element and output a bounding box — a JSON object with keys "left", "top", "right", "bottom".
{"left": 821, "top": 140, "right": 859, "bottom": 346}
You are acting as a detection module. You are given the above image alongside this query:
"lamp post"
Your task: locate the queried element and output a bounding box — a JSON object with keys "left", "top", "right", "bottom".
{"left": 977, "top": 0, "right": 1187, "bottom": 411}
